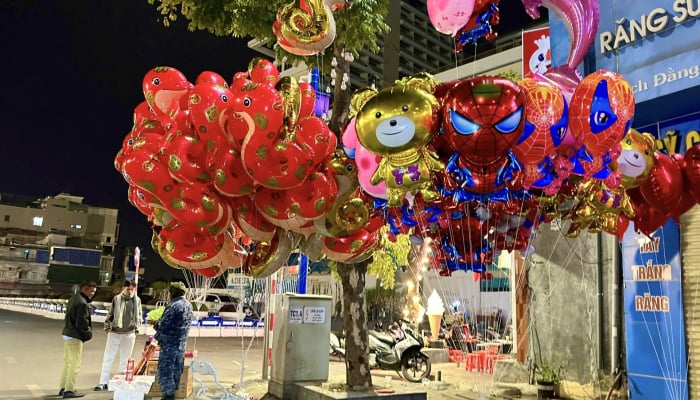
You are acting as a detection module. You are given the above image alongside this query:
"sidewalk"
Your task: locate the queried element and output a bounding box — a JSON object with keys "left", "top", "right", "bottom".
{"left": 1, "top": 303, "right": 539, "bottom": 400}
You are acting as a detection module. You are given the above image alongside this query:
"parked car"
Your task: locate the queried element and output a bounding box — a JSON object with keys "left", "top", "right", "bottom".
{"left": 193, "top": 293, "right": 240, "bottom": 313}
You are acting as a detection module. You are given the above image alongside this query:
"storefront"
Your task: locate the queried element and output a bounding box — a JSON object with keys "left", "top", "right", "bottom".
{"left": 549, "top": 1, "right": 700, "bottom": 397}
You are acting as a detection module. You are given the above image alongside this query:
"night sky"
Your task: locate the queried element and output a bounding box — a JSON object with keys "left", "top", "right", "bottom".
{"left": 0, "top": 0, "right": 541, "bottom": 282}
{"left": 0, "top": 1, "right": 259, "bottom": 282}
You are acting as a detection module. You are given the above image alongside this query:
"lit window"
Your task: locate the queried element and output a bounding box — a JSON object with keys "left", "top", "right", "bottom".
{"left": 70, "top": 224, "right": 83, "bottom": 229}
{"left": 32, "top": 217, "right": 43, "bottom": 227}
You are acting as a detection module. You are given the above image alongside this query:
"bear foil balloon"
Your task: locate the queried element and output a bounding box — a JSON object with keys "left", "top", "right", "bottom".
{"left": 352, "top": 73, "right": 444, "bottom": 207}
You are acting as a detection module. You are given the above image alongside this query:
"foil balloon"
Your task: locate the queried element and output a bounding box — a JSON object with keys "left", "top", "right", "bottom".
{"left": 208, "top": 141, "right": 256, "bottom": 197}
{"left": 299, "top": 232, "right": 326, "bottom": 262}
{"left": 155, "top": 225, "right": 236, "bottom": 270}
{"left": 352, "top": 73, "right": 444, "bottom": 207}
{"left": 569, "top": 70, "right": 635, "bottom": 158}
{"left": 188, "top": 77, "right": 233, "bottom": 142}
{"left": 195, "top": 71, "right": 229, "bottom": 87}
{"left": 453, "top": 0, "right": 500, "bottom": 52}
{"left": 229, "top": 197, "right": 276, "bottom": 242}
{"left": 427, "top": 0, "right": 475, "bottom": 36}
{"left": 163, "top": 134, "right": 210, "bottom": 184}
{"left": 314, "top": 151, "right": 371, "bottom": 238}
{"left": 193, "top": 265, "right": 226, "bottom": 278}
{"left": 520, "top": 0, "right": 599, "bottom": 71}
{"left": 639, "top": 151, "right": 684, "bottom": 217}
{"left": 243, "top": 228, "right": 294, "bottom": 278}
{"left": 248, "top": 58, "right": 280, "bottom": 87}
{"left": 684, "top": 144, "right": 700, "bottom": 203}
{"left": 610, "top": 128, "right": 656, "bottom": 189}
{"left": 274, "top": 0, "right": 337, "bottom": 56}
{"left": 142, "top": 66, "right": 193, "bottom": 116}
{"left": 341, "top": 117, "right": 388, "bottom": 199}
{"left": 439, "top": 76, "right": 526, "bottom": 201}
{"left": 513, "top": 77, "right": 569, "bottom": 191}
{"left": 322, "top": 229, "right": 379, "bottom": 262}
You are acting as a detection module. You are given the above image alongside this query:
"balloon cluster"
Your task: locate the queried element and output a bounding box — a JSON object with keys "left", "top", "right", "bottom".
{"left": 342, "top": 66, "right": 699, "bottom": 277}
{"left": 115, "top": 59, "right": 380, "bottom": 279}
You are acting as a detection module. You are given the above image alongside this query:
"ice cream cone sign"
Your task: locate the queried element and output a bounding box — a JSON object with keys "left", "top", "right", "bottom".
{"left": 426, "top": 289, "right": 445, "bottom": 341}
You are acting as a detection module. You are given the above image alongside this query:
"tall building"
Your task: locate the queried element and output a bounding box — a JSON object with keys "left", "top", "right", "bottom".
{"left": 0, "top": 193, "right": 118, "bottom": 294}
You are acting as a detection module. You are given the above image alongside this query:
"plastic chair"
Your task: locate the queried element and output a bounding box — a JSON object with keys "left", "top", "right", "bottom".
{"left": 191, "top": 360, "right": 239, "bottom": 400}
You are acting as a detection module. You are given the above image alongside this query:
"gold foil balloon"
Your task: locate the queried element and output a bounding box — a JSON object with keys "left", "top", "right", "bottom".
{"left": 611, "top": 128, "right": 657, "bottom": 189}
{"left": 243, "top": 228, "right": 294, "bottom": 278}
{"left": 276, "top": 76, "right": 303, "bottom": 129}
{"left": 564, "top": 179, "right": 634, "bottom": 238}
{"left": 275, "top": 0, "right": 337, "bottom": 56}
{"left": 352, "top": 73, "right": 444, "bottom": 206}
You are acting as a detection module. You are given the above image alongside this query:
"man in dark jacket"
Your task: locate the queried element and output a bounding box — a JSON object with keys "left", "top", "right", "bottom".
{"left": 154, "top": 282, "right": 193, "bottom": 400}
{"left": 59, "top": 281, "right": 97, "bottom": 398}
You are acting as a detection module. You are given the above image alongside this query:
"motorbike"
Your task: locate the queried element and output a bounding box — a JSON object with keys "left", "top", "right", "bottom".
{"left": 330, "top": 321, "right": 431, "bottom": 382}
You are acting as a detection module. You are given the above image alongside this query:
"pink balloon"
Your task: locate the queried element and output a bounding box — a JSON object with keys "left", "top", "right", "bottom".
{"left": 520, "top": 0, "right": 599, "bottom": 70}
{"left": 427, "top": 0, "right": 475, "bottom": 36}
{"left": 341, "top": 117, "right": 388, "bottom": 199}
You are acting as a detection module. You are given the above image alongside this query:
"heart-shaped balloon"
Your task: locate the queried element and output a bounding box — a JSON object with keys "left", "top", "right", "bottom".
{"left": 683, "top": 144, "right": 700, "bottom": 203}
{"left": 639, "top": 152, "right": 684, "bottom": 217}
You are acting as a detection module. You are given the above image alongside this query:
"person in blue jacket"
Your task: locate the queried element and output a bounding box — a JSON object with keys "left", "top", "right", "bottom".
{"left": 154, "top": 281, "right": 193, "bottom": 400}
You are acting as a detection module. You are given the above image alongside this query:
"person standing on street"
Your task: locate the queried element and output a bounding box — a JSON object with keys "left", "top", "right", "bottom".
{"left": 59, "top": 281, "right": 97, "bottom": 399}
{"left": 94, "top": 280, "right": 143, "bottom": 391}
{"left": 154, "top": 282, "right": 193, "bottom": 400}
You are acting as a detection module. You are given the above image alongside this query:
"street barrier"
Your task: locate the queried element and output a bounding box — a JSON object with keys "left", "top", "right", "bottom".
{"left": 0, "top": 296, "right": 265, "bottom": 338}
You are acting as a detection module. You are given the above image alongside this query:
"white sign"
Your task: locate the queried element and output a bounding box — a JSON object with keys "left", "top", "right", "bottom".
{"left": 227, "top": 273, "right": 251, "bottom": 289}
{"left": 303, "top": 306, "right": 326, "bottom": 324}
{"left": 289, "top": 306, "right": 303, "bottom": 324}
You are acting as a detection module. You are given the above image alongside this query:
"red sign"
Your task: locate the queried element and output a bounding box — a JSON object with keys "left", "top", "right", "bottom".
{"left": 521, "top": 27, "right": 551, "bottom": 77}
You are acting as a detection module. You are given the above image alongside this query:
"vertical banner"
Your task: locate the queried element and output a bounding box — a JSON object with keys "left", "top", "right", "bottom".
{"left": 621, "top": 220, "right": 688, "bottom": 399}
{"left": 521, "top": 26, "right": 551, "bottom": 77}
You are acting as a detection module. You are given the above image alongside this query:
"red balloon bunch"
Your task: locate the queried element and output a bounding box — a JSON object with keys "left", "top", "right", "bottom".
{"left": 115, "top": 60, "right": 347, "bottom": 278}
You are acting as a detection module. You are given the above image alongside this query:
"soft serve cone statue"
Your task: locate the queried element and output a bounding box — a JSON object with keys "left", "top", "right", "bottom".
{"left": 426, "top": 289, "right": 445, "bottom": 341}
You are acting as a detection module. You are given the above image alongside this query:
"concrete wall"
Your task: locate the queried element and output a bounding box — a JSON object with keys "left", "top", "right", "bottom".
{"left": 528, "top": 222, "right": 618, "bottom": 384}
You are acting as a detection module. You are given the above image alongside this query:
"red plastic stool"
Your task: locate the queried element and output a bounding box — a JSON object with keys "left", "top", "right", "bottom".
{"left": 465, "top": 351, "right": 485, "bottom": 372}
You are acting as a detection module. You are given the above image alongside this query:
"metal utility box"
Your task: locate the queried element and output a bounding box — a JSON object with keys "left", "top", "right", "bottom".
{"left": 269, "top": 293, "right": 332, "bottom": 394}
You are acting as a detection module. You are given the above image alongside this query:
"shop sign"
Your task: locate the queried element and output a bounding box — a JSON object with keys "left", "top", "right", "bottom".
{"left": 622, "top": 219, "right": 688, "bottom": 399}
{"left": 637, "top": 111, "right": 700, "bottom": 155}
{"left": 548, "top": 0, "right": 700, "bottom": 103}
{"left": 522, "top": 26, "right": 551, "bottom": 77}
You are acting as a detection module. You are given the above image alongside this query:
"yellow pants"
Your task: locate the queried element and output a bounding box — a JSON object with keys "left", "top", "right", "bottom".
{"left": 59, "top": 338, "right": 83, "bottom": 391}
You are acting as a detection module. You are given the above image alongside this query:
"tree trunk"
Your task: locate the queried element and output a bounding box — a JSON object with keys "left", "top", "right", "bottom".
{"left": 337, "top": 259, "right": 373, "bottom": 390}
{"left": 328, "top": 44, "right": 352, "bottom": 135}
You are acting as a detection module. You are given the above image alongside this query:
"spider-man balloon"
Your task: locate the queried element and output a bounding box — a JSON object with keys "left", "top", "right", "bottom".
{"left": 512, "top": 77, "right": 571, "bottom": 193}
{"left": 439, "top": 76, "right": 526, "bottom": 202}
{"left": 569, "top": 70, "right": 635, "bottom": 179}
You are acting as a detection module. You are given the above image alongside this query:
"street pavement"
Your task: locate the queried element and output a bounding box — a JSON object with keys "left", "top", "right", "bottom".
{"left": 0, "top": 307, "right": 538, "bottom": 400}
